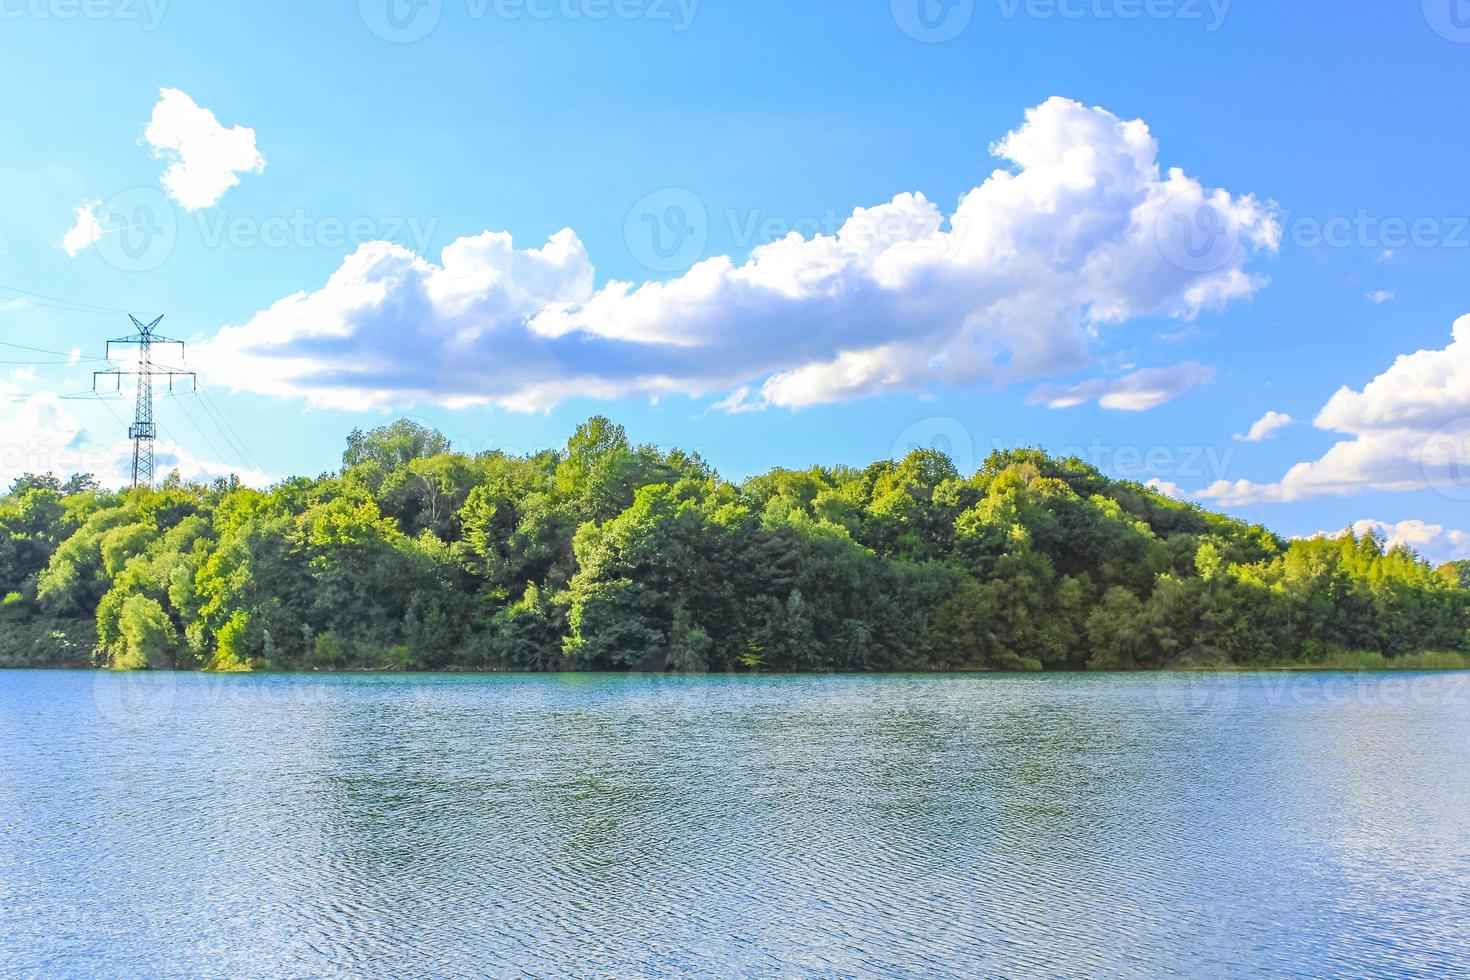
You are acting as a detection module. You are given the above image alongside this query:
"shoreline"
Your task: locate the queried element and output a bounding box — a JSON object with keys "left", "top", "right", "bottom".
{"left": 7, "top": 660, "right": 1470, "bottom": 677}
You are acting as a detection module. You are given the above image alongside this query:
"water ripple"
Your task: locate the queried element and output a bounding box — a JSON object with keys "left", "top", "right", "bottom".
{"left": 1, "top": 671, "right": 1468, "bottom": 978}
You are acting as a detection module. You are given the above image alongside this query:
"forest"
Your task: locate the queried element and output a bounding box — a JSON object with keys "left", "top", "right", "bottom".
{"left": 1, "top": 417, "right": 1467, "bottom": 673}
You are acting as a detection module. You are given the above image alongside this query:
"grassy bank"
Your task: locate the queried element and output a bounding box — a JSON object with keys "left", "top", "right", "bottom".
{"left": 1257, "top": 649, "right": 1470, "bottom": 671}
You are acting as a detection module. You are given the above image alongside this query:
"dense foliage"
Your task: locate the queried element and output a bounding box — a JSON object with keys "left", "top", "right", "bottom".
{"left": 1, "top": 418, "right": 1466, "bottom": 672}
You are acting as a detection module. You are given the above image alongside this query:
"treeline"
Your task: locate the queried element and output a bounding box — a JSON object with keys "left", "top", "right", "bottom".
{"left": 1, "top": 417, "right": 1467, "bottom": 672}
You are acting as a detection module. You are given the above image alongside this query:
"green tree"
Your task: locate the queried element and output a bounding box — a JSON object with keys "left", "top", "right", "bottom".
{"left": 111, "top": 594, "right": 176, "bottom": 671}
{"left": 2, "top": 416, "right": 1466, "bottom": 675}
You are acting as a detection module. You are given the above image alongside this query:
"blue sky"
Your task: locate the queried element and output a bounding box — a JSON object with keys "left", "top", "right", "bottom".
{"left": 1, "top": 0, "right": 1468, "bottom": 560}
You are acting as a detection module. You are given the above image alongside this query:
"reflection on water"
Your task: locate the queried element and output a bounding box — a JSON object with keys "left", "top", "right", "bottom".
{"left": 1, "top": 670, "right": 1467, "bottom": 977}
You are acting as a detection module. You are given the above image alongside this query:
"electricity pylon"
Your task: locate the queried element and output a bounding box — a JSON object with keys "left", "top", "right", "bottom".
{"left": 94, "top": 315, "right": 196, "bottom": 488}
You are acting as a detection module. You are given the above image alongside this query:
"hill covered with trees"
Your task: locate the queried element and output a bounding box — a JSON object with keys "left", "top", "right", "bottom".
{"left": 1, "top": 417, "right": 1466, "bottom": 673}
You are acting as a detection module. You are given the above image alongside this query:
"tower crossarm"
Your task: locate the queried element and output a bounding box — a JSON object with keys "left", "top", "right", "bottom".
{"left": 92, "top": 367, "right": 197, "bottom": 388}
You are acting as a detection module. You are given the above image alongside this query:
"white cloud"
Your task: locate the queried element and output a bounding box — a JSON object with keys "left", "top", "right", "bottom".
{"left": 144, "top": 88, "right": 264, "bottom": 210}
{"left": 1310, "top": 519, "right": 1470, "bottom": 566}
{"left": 60, "top": 200, "right": 102, "bottom": 257}
{"left": 1367, "top": 289, "right": 1395, "bottom": 304}
{"left": 1235, "top": 410, "right": 1294, "bottom": 442}
{"left": 1146, "top": 477, "right": 1187, "bottom": 499}
{"left": 0, "top": 393, "right": 271, "bottom": 491}
{"left": 0, "top": 394, "right": 106, "bottom": 488}
{"left": 1199, "top": 313, "right": 1470, "bottom": 504}
{"left": 148, "top": 440, "right": 273, "bottom": 489}
{"left": 1316, "top": 316, "right": 1470, "bottom": 433}
{"left": 711, "top": 386, "right": 764, "bottom": 414}
{"left": 194, "top": 97, "right": 1277, "bottom": 413}
{"left": 1027, "top": 362, "right": 1214, "bottom": 411}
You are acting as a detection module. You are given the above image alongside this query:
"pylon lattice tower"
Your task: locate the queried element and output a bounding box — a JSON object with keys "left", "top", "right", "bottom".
{"left": 94, "top": 315, "right": 196, "bottom": 488}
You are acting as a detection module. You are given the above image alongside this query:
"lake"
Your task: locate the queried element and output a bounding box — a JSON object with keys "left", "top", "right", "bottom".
{"left": 1, "top": 670, "right": 1467, "bottom": 977}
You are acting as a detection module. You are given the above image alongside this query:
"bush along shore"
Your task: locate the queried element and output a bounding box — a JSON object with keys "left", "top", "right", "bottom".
{"left": 1, "top": 418, "right": 1466, "bottom": 673}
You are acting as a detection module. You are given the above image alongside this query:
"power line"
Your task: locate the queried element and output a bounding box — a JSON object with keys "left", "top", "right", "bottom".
{"left": 0, "top": 282, "right": 147, "bottom": 317}
{"left": 95, "top": 393, "right": 127, "bottom": 430}
{"left": 167, "top": 390, "right": 231, "bottom": 472}
{"left": 0, "top": 298, "right": 137, "bottom": 318}
{"left": 3, "top": 386, "right": 118, "bottom": 403}
{"left": 185, "top": 390, "right": 242, "bottom": 463}
{"left": 46, "top": 313, "right": 269, "bottom": 486}
{"left": 0, "top": 339, "right": 108, "bottom": 361}
{"left": 195, "top": 388, "right": 265, "bottom": 474}
{"left": 202, "top": 393, "right": 263, "bottom": 474}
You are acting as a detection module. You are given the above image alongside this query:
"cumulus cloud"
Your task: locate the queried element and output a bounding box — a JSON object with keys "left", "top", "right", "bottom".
{"left": 1027, "top": 362, "right": 1214, "bottom": 411}
{"left": 0, "top": 393, "right": 271, "bottom": 491}
{"left": 1367, "top": 289, "right": 1395, "bottom": 304}
{"left": 60, "top": 200, "right": 103, "bottom": 257}
{"left": 147, "top": 440, "right": 272, "bottom": 489}
{"left": 0, "top": 394, "right": 90, "bottom": 481}
{"left": 1145, "top": 477, "right": 1187, "bottom": 499}
{"left": 1199, "top": 313, "right": 1470, "bottom": 504}
{"left": 1310, "top": 519, "right": 1470, "bottom": 566}
{"left": 145, "top": 88, "right": 264, "bottom": 210}
{"left": 194, "top": 97, "right": 1277, "bottom": 413}
{"left": 1235, "top": 410, "right": 1294, "bottom": 442}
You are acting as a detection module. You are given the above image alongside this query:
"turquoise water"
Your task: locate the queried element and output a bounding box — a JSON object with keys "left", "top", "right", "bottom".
{"left": 1, "top": 669, "right": 1468, "bottom": 978}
